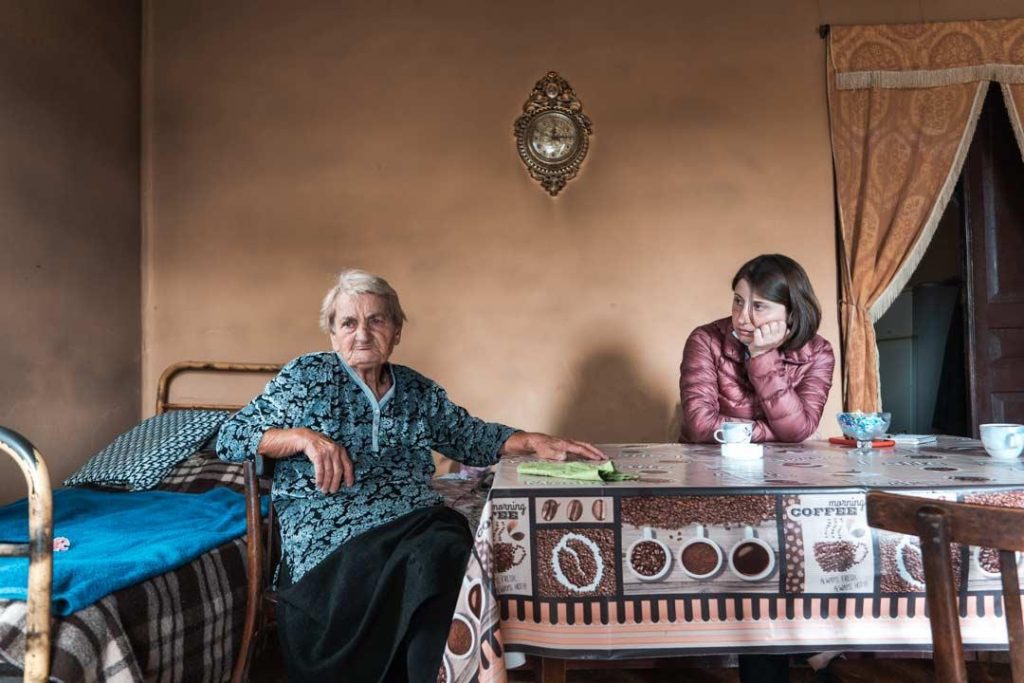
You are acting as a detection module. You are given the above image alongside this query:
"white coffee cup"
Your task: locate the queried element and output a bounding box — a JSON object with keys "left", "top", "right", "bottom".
{"left": 714, "top": 421, "right": 753, "bottom": 444}
{"left": 980, "top": 423, "right": 1024, "bottom": 460}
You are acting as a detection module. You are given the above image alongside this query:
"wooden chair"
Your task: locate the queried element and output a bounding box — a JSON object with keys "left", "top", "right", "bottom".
{"left": 230, "top": 457, "right": 279, "bottom": 683}
{"left": 866, "top": 491, "right": 1024, "bottom": 683}
{"left": 0, "top": 426, "right": 53, "bottom": 683}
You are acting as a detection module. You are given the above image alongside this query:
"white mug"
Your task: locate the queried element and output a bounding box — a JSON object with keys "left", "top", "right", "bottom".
{"left": 980, "top": 424, "right": 1024, "bottom": 460}
{"left": 714, "top": 421, "right": 753, "bottom": 444}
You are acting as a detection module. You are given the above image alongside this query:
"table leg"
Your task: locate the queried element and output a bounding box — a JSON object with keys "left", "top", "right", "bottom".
{"left": 537, "top": 656, "right": 566, "bottom": 683}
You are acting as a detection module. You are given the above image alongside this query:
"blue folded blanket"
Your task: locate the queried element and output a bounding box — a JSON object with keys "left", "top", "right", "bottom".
{"left": 0, "top": 488, "right": 260, "bottom": 615}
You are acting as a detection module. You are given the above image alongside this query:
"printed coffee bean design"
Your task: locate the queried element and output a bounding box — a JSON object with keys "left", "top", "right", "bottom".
{"left": 541, "top": 499, "right": 559, "bottom": 521}
{"left": 964, "top": 492, "right": 1024, "bottom": 577}
{"left": 630, "top": 540, "right": 669, "bottom": 577}
{"left": 621, "top": 495, "right": 775, "bottom": 529}
{"left": 447, "top": 619, "right": 472, "bottom": 656}
{"left": 901, "top": 542, "right": 926, "bottom": 585}
{"left": 880, "top": 536, "right": 963, "bottom": 592}
{"left": 592, "top": 499, "right": 606, "bottom": 521}
{"left": 535, "top": 529, "right": 616, "bottom": 597}
{"left": 681, "top": 541, "right": 719, "bottom": 576}
{"left": 568, "top": 499, "right": 583, "bottom": 521}
{"left": 493, "top": 542, "right": 526, "bottom": 572}
{"left": 811, "top": 518, "right": 868, "bottom": 573}
{"left": 813, "top": 540, "right": 867, "bottom": 572}
{"left": 782, "top": 494, "right": 805, "bottom": 593}
{"left": 978, "top": 547, "right": 1002, "bottom": 574}
{"left": 964, "top": 490, "right": 1024, "bottom": 509}
{"left": 557, "top": 544, "right": 594, "bottom": 586}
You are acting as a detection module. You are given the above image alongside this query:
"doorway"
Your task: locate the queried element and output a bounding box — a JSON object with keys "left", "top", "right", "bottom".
{"left": 875, "top": 85, "right": 1024, "bottom": 437}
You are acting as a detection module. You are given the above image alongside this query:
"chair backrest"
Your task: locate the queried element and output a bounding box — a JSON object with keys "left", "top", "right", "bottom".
{"left": 0, "top": 427, "right": 53, "bottom": 683}
{"left": 243, "top": 457, "right": 279, "bottom": 596}
{"left": 866, "top": 491, "right": 1024, "bottom": 683}
{"left": 230, "top": 457, "right": 278, "bottom": 683}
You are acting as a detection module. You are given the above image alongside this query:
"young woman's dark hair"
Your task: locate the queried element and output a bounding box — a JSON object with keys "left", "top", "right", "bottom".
{"left": 731, "top": 254, "right": 821, "bottom": 352}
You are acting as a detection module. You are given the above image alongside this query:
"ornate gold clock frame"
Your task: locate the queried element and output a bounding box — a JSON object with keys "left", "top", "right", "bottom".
{"left": 514, "top": 72, "right": 593, "bottom": 196}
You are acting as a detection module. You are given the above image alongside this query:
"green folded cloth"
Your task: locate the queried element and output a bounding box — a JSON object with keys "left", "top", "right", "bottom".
{"left": 516, "top": 459, "right": 638, "bottom": 482}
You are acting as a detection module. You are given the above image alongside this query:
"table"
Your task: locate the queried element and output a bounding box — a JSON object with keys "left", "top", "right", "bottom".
{"left": 440, "top": 439, "right": 1024, "bottom": 683}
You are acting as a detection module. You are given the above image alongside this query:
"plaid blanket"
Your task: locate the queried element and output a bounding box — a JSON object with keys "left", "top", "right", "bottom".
{"left": 0, "top": 454, "right": 492, "bottom": 682}
{"left": 155, "top": 450, "right": 246, "bottom": 494}
{"left": 0, "top": 537, "right": 247, "bottom": 682}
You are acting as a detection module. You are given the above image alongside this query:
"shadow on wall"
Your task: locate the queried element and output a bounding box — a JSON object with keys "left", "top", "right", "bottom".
{"left": 552, "top": 346, "right": 675, "bottom": 445}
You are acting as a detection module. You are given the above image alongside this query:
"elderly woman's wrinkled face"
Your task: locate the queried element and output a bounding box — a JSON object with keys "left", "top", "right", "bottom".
{"left": 330, "top": 293, "right": 401, "bottom": 369}
{"left": 731, "top": 278, "right": 788, "bottom": 345}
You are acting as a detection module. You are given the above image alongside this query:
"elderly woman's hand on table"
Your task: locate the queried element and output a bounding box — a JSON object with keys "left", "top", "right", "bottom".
{"left": 501, "top": 431, "right": 605, "bottom": 462}
{"left": 257, "top": 426, "right": 603, "bottom": 494}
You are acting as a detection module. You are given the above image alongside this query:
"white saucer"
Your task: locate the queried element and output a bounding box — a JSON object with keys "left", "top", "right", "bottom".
{"left": 721, "top": 443, "right": 763, "bottom": 460}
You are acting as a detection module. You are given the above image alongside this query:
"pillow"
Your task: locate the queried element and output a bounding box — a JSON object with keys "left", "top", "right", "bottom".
{"left": 64, "top": 410, "right": 229, "bottom": 491}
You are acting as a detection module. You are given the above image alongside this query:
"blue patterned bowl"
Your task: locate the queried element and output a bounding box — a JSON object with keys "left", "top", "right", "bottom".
{"left": 837, "top": 412, "right": 892, "bottom": 442}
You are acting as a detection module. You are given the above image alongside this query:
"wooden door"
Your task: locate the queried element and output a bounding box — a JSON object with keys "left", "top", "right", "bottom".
{"left": 963, "top": 86, "right": 1024, "bottom": 430}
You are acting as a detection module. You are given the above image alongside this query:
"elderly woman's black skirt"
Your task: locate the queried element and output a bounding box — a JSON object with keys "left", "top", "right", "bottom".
{"left": 276, "top": 505, "right": 472, "bottom": 683}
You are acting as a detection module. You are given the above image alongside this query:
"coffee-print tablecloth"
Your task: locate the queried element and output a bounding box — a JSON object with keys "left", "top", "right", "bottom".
{"left": 437, "top": 439, "right": 1024, "bottom": 683}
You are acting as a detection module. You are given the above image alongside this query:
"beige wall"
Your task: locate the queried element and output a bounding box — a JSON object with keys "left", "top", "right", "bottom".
{"left": 143, "top": 1, "right": 1022, "bottom": 452}
{"left": 0, "top": 1, "right": 141, "bottom": 504}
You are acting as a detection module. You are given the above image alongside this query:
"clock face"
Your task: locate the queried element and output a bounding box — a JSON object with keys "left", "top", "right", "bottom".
{"left": 527, "top": 112, "right": 578, "bottom": 162}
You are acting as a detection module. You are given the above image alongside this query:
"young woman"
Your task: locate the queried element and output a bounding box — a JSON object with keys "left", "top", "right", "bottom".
{"left": 678, "top": 254, "right": 839, "bottom": 682}
{"left": 679, "top": 253, "right": 835, "bottom": 444}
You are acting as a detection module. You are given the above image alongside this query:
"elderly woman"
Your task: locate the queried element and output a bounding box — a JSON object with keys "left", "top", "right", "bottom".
{"left": 217, "top": 269, "right": 602, "bottom": 683}
{"left": 679, "top": 253, "right": 835, "bottom": 444}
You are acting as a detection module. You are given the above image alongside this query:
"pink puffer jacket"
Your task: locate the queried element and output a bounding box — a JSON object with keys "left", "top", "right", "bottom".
{"left": 679, "top": 318, "right": 835, "bottom": 443}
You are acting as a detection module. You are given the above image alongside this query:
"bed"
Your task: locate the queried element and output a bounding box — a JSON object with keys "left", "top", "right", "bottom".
{"left": 0, "top": 361, "right": 494, "bottom": 683}
{"left": 0, "top": 362, "right": 281, "bottom": 683}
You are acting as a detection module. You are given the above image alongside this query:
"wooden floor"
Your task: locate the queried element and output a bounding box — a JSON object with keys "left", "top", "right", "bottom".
{"left": 251, "top": 643, "right": 1012, "bottom": 682}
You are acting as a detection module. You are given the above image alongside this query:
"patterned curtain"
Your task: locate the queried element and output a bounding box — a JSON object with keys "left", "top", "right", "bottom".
{"left": 827, "top": 18, "right": 1024, "bottom": 411}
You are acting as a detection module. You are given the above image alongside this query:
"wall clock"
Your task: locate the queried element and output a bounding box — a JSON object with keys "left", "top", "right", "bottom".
{"left": 514, "top": 72, "right": 593, "bottom": 196}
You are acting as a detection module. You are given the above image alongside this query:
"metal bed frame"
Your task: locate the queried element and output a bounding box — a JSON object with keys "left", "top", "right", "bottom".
{"left": 0, "top": 427, "right": 52, "bottom": 683}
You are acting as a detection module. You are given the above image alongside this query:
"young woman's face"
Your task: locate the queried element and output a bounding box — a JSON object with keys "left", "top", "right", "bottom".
{"left": 731, "top": 278, "right": 788, "bottom": 345}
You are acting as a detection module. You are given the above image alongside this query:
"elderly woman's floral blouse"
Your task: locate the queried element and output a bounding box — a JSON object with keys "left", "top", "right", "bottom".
{"left": 216, "top": 352, "right": 516, "bottom": 582}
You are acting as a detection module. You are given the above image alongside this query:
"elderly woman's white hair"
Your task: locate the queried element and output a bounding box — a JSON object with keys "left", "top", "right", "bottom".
{"left": 319, "top": 269, "right": 407, "bottom": 333}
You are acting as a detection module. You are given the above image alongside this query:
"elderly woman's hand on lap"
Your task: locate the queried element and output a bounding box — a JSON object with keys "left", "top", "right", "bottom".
{"left": 258, "top": 427, "right": 354, "bottom": 494}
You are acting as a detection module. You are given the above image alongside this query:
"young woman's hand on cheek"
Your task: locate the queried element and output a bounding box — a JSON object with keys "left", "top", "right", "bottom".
{"left": 748, "top": 320, "right": 789, "bottom": 358}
